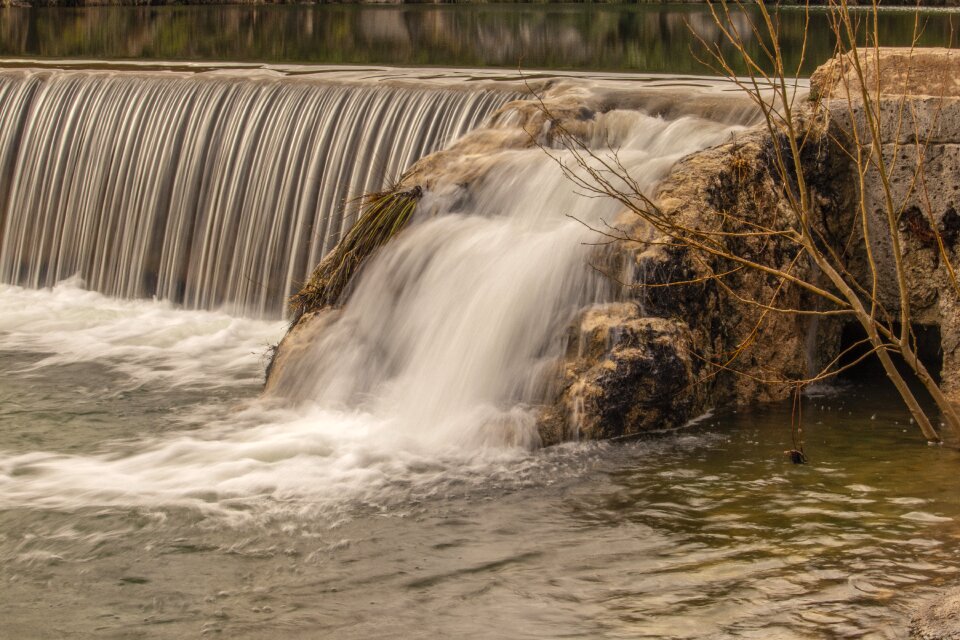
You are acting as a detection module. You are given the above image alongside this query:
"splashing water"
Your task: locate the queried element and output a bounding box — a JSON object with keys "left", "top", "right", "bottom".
{"left": 0, "top": 78, "right": 751, "bottom": 515}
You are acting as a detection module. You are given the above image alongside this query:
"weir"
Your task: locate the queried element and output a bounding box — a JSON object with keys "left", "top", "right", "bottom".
{"left": 2, "top": 9, "right": 960, "bottom": 633}
{"left": 0, "top": 67, "right": 516, "bottom": 317}
{"left": 0, "top": 76, "right": 763, "bottom": 513}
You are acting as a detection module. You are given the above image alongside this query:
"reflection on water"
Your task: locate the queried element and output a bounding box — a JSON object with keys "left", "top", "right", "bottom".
{"left": 0, "top": 4, "right": 957, "bottom": 73}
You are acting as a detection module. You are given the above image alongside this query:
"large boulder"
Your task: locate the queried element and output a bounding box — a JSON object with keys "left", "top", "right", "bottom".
{"left": 541, "top": 123, "right": 830, "bottom": 443}
{"left": 266, "top": 48, "right": 960, "bottom": 445}
{"left": 538, "top": 303, "right": 704, "bottom": 445}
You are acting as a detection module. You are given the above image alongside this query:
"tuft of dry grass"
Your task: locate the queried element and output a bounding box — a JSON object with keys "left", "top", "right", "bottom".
{"left": 289, "top": 185, "right": 422, "bottom": 321}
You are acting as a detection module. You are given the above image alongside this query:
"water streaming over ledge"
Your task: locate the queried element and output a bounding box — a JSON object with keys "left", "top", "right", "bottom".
{"left": 0, "top": 68, "right": 517, "bottom": 317}
{"left": 266, "top": 107, "right": 751, "bottom": 450}
{"left": 0, "top": 71, "right": 764, "bottom": 512}
{"left": 5, "top": 66, "right": 957, "bottom": 637}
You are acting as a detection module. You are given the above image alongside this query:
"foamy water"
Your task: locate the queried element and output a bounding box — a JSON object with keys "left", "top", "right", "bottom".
{"left": 0, "top": 280, "right": 573, "bottom": 518}
{"left": 0, "top": 278, "right": 286, "bottom": 389}
{"left": 267, "top": 109, "right": 745, "bottom": 455}
{"left": 2, "top": 69, "right": 959, "bottom": 640}
{"left": 0, "top": 101, "right": 745, "bottom": 518}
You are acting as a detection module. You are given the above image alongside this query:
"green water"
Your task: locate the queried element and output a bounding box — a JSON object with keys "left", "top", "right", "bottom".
{"left": 0, "top": 4, "right": 957, "bottom": 74}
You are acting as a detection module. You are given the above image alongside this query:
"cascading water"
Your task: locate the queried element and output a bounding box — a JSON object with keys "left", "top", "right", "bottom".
{"left": 266, "top": 105, "right": 747, "bottom": 451}
{"left": 0, "top": 67, "right": 516, "bottom": 317}
{"left": 2, "top": 60, "right": 957, "bottom": 640}
{"left": 0, "top": 74, "right": 755, "bottom": 514}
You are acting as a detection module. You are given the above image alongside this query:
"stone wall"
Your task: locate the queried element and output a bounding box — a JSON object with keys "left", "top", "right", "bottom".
{"left": 813, "top": 48, "right": 960, "bottom": 402}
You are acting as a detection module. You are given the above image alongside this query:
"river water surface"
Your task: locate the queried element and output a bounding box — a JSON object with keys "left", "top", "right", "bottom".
{"left": 2, "top": 281, "right": 960, "bottom": 638}
{"left": 1, "top": 10, "right": 960, "bottom": 636}
{"left": 1, "top": 4, "right": 957, "bottom": 74}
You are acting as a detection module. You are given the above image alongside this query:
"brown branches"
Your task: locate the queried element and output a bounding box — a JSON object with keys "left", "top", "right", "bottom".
{"left": 542, "top": 1, "right": 960, "bottom": 444}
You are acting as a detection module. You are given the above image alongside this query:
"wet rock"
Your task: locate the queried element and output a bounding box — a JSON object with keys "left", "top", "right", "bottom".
{"left": 268, "top": 47, "right": 960, "bottom": 444}
{"left": 539, "top": 303, "right": 703, "bottom": 445}
{"left": 263, "top": 309, "right": 341, "bottom": 398}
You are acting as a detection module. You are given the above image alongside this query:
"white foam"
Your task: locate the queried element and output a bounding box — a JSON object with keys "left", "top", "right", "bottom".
{"left": 0, "top": 399, "right": 562, "bottom": 519}
{"left": 0, "top": 279, "right": 285, "bottom": 389}
{"left": 0, "top": 89, "right": 746, "bottom": 519}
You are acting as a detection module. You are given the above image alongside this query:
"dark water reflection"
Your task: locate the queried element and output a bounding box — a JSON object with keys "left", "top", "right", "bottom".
{"left": 0, "top": 4, "right": 957, "bottom": 74}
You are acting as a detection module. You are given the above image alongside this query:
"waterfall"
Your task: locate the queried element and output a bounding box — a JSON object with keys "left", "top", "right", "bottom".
{"left": 268, "top": 105, "right": 751, "bottom": 448}
{"left": 0, "top": 68, "right": 516, "bottom": 317}
{"left": 0, "top": 73, "right": 760, "bottom": 512}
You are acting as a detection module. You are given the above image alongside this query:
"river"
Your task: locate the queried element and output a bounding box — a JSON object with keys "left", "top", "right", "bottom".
{"left": 2, "top": 5, "right": 960, "bottom": 638}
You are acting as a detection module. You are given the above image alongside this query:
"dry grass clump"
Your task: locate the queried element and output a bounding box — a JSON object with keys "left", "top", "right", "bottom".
{"left": 290, "top": 185, "right": 422, "bottom": 321}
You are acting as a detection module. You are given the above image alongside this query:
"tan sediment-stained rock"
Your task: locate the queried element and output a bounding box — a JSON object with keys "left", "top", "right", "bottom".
{"left": 539, "top": 303, "right": 705, "bottom": 445}
{"left": 268, "top": 47, "right": 960, "bottom": 444}
{"left": 941, "top": 292, "right": 960, "bottom": 404}
{"left": 546, "top": 121, "right": 831, "bottom": 443}
{"left": 813, "top": 48, "right": 960, "bottom": 403}
{"left": 264, "top": 309, "right": 342, "bottom": 398}
{"left": 811, "top": 48, "right": 960, "bottom": 101}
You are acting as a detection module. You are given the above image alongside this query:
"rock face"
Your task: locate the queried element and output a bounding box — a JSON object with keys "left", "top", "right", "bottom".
{"left": 912, "top": 589, "right": 960, "bottom": 640}
{"left": 264, "top": 309, "right": 340, "bottom": 398}
{"left": 813, "top": 48, "right": 960, "bottom": 402}
{"left": 538, "top": 304, "right": 705, "bottom": 444}
{"left": 541, "top": 123, "right": 830, "bottom": 443}
{"left": 548, "top": 48, "right": 960, "bottom": 443}
{"left": 267, "top": 48, "right": 960, "bottom": 446}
